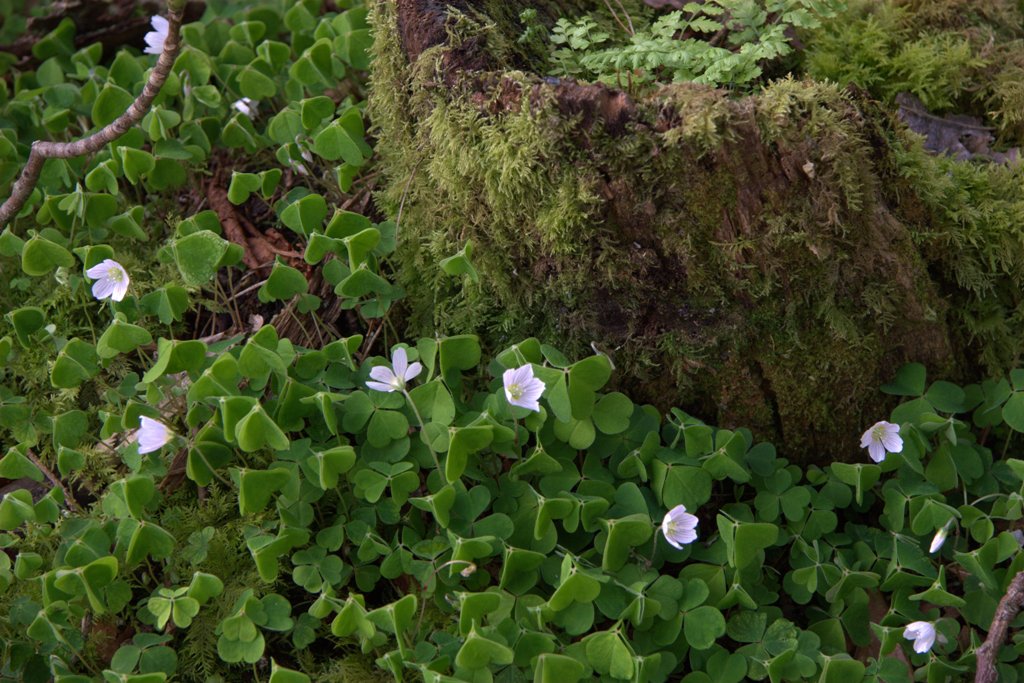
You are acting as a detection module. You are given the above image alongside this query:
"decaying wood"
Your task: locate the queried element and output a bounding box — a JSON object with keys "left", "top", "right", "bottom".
{"left": 206, "top": 180, "right": 274, "bottom": 270}
{"left": 975, "top": 570, "right": 1024, "bottom": 683}
{"left": 381, "top": 0, "right": 964, "bottom": 461}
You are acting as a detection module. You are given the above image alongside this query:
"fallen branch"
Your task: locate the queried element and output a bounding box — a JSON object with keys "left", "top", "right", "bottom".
{"left": 975, "top": 570, "right": 1024, "bottom": 683}
{"left": 0, "top": 2, "right": 185, "bottom": 227}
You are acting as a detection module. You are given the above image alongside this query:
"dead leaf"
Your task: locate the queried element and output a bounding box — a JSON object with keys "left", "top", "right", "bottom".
{"left": 896, "top": 92, "right": 1019, "bottom": 164}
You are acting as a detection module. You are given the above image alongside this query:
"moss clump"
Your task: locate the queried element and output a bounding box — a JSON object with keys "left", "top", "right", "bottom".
{"left": 369, "top": 0, "right": 1024, "bottom": 460}
{"left": 804, "top": 0, "right": 1024, "bottom": 140}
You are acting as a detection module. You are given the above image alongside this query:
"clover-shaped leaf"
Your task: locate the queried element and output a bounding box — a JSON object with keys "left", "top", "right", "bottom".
{"left": 234, "top": 467, "right": 292, "bottom": 514}
{"left": 258, "top": 259, "right": 309, "bottom": 303}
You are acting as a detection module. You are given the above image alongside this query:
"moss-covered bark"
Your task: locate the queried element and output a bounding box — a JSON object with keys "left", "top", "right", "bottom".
{"left": 369, "top": 0, "right": 1024, "bottom": 460}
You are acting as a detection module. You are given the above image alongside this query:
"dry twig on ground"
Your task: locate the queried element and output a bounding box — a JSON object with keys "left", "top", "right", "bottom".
{"left": 975, "top": 570, "right": 1024, "bottom": 683}
{"left": 0, "top": 3, "right": 185, "bottom": 226}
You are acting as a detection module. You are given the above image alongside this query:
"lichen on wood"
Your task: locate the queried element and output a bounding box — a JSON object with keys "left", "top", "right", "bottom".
{"left": 369, "top": 0, "right": 1024, "bottom": 460}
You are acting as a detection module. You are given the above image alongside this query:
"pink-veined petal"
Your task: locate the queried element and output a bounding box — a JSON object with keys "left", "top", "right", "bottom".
{"left": 86, "top": 261, "right": 112, "bottom": 279}
{"left": 366, "top": 381, "right": 397, "bottom": 393}
{"left": 369, "top": 366, "right": 397, "bottom": 384}
{"left": 881, "top": 431, "right": 903, "bottom": 453}
{"left": 392, "top": 348, "right": 408, "bottom": 379}
{"left": 675, "top": 526, "right": 698, "bottom": 545}
{"left": 111, "top": 279, "right": 130, "bottom": 302}
{"left": 867, "top": 441, "right": 886, "bottom": 463}
{"left": 404, "top": 361, "right": 423, "bottom": 382}
{"left": 92, "top": 279, "right": 115, "bottom": 300}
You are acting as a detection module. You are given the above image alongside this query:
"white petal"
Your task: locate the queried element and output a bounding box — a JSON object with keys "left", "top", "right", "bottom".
{"left": 392, "top": 348, "right": 408, "bottom": 379}
{"left": 664, "top": 504, "right": 688, "bottom": 522}
{"left": 233, "top": 98, "right": 255, "bottom": 117}
{"left": 111, "top": 278, "right": 130, "bottom": 302}
{"left": 929, "top": 527, "right": 948, "bottom": 554}
{"left": 868, "top": 442, "right": 886, "bottom": 463}
{"left": 859, "top": 429, "right": 874, "bottom": 449}
{"left": 143, "top": 16, "right": 169, "bottom": 55}
{"left": 86, "top": 261, "right": 112, "bottom": 279}
{"left": 514, "top": 365, "right": 534, "bottom": 385}
{"left": 404, "top": 361, "right": 423, "bottom": 382}
{"left": 881, "top": 432, "right": 903, "bottom": 453}
{"left": 369, "top": 366, "right": 397, "bottom": 384}
{"left": 510, "top": 395, "right": 540, "bottom": 412}
{"left": 92, "top": 278, "right": 115, "bottom": 300}
{"left": 366, "top": 380, "right": 398, "bottom": 393}
{"left": 674, "top": 526, "right": 698, "bottom": 545}
{"left": 677, "top": 511, "right": 699, "bottom": 530}
{"left": 520, "top": 377, "right": 546, "bottom": 402}
{"left": 904, "top": 621, "right": 936, "bottom": 653}
{"left": 664, "top": 534, "right": 684, "bottom": 550}
{"left": 137, "top": 416, "right": 172, "bottom": 454}
{"left": 144, "top": 33, "right": 166, "bottom": 55}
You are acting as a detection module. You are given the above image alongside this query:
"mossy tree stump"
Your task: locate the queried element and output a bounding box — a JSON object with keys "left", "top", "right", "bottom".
{"left": 368, "top": 0, "right": 1022, "bottom": 461}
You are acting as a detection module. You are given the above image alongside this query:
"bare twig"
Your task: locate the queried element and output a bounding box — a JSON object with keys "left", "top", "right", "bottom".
{"left": 24, "top": 448, "right": 80, "bottom": 513}
{"left": 603, "top": 0, "right": 633, "bottom": 36}
{"left": 612, "top": 0, "right": 635, "bottom": 35}
{"left": 976, "top": 570, "right": 1024, "bottom": 683}
{"left": 0, "top": 5, "right": 185, "bottom": 227}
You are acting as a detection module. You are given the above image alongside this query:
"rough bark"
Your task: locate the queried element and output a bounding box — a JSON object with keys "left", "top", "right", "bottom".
{"left": 975, "top": 570, "right": 1024, "bottom": 683}
{"left": 370, "top": 0, "right": 1021, "bottom": 460}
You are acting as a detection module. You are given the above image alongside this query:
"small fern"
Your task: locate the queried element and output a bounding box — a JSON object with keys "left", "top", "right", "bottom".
{"left": 541, "top": 0, "right": 843, "bottom": 89}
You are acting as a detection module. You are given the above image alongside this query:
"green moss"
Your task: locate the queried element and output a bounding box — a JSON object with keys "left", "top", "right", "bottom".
{"left": 369, "top": 0, "right": 1024, "bottom": 458}
{"left": 804, "top": 0, "right": 1024, "bottom": 139}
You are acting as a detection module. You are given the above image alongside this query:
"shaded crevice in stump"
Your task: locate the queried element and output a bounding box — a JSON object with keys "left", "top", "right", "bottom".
{"left": 369, "top": 0, "right": 1024, "bottom": 460}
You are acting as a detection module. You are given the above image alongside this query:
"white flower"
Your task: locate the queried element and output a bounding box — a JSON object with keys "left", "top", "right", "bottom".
{"left": 143, "top": 16, "right": 169, "bottom": 56}
{"left": 366, "top": 347, "right": 422, "bottom": 393}
{"left": 137, "top": 416, "right": 173, "bottom": 454}
{"left": 85, "top": 259, "right": 130, "bottom": 302}
{"left": 903, "top": 621, "right": 937, "bottom": 654}
{"left": 661, "top": 504, "right": 699, "bottom": 549}
{"left": 929, "top": 522, "right": 951, "bottom": 554}
{"left": 860, "top": 420, "right": 903, "bottom": 463}
{"left": 460, "top": 563, "right": 476, "bottom": 578}
{"left": 502, "top": 365, "right": 545, "bottom": 412}
{"left": 232, "top": 97, "right": 256, "bottom": 118}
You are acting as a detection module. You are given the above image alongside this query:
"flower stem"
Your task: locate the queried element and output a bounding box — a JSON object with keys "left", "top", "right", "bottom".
{"left": 403, "top": 388, "right": 442, "bottom": 477}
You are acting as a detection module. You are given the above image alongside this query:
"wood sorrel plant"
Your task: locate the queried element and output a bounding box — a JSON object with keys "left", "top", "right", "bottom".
{"left": 3, "top": 1, "right": 1024, "bottom": 682}
{"left": 3, "top": 312, "right": 1024, "bottom": 681}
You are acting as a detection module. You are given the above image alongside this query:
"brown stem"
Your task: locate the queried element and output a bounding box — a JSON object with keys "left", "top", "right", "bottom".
{"left": 0, "top": 6, "right": 185, "bottom": 227}
{"left": 976, "top": 570, "right": 1024, "bottom": 683}
{"left": 24, "top": 448, "right": 80, "bottom": 513}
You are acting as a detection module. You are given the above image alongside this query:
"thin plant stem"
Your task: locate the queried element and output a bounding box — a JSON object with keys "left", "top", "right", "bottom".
{"left": 612, "top": 0, "right": 635, "bottom": 34}
{"left": 25, "top": 449, "right": 79, "bottom": 512}
{"left": 403, "top": 388, "right": 442, "bottom": 475}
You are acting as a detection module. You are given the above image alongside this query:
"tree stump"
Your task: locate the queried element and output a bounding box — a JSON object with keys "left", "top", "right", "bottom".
{"left": 369, "top": 0, "right": 1022, "bottom": 460}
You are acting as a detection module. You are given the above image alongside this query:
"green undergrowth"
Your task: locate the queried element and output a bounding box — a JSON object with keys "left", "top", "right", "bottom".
{"left": 804, "top": 0, "right": 1024, "bottom": 141}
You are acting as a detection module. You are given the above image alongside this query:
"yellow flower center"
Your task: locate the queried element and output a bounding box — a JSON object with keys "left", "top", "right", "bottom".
{"left": 508, "top": 383, "right": 524, "bottom": 400}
